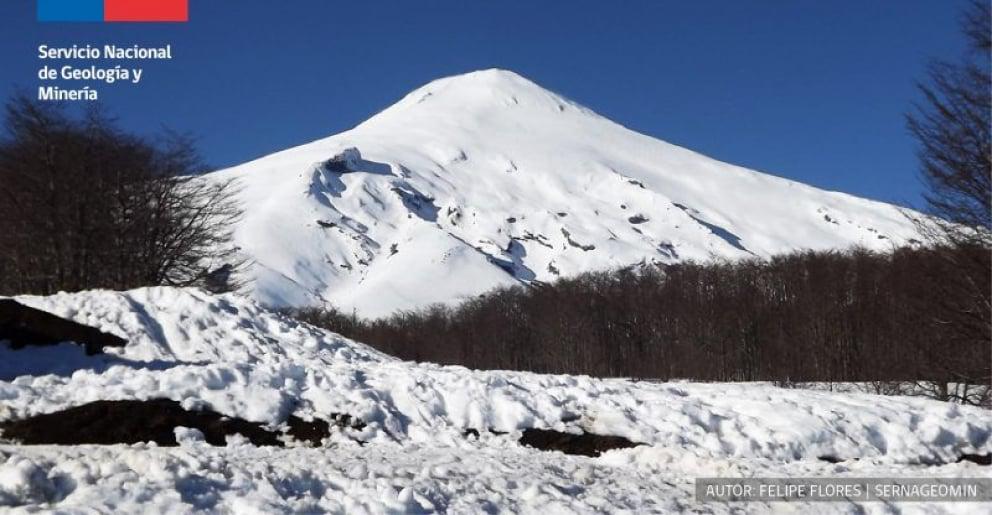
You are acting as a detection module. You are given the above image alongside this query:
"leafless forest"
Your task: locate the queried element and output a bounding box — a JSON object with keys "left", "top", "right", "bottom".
{"left": 291, "top": 245, "right": 991, "bottom": 405}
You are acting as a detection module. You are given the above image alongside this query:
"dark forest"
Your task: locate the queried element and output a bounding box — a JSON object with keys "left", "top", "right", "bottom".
{"left": 291, "top": 245, "right": 991, "bottom": 406}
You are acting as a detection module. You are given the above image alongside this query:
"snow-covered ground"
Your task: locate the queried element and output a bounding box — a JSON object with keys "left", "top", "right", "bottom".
{"left": 1, "top": 287, "right": 988, "bottom": 513}
{"left": 3, "top": 439, "right": 988, "bottom": 514}
{"left": 206, "top": 69, "right": 923, "bottom": 317}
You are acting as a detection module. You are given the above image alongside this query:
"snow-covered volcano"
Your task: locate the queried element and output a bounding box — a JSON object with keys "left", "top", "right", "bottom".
{"left": 210, "top": 69, "right": 919, "bottom": 317}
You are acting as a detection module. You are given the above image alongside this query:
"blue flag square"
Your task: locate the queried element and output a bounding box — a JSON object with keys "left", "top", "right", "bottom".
{"left": 37, "top": 0, "right": 104, "bottom": 22}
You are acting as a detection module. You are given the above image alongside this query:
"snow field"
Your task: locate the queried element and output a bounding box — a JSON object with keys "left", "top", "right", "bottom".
{"left": 0, "top": 287, "right": 988, "bottom": 513}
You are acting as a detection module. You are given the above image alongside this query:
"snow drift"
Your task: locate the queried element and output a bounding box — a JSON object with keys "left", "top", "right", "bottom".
{"left": 207, "top": 69, "right": 923, "bottom": 317}
{"left": 1, "top": 287, "right": 987, "bottom": 462}
{"left": 1, "top": 287, "right": 989, "bottom": 512}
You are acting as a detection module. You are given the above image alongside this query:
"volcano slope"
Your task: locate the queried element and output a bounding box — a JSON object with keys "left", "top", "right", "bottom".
{"left": 207, "top": 69, "right": 922, "bottom": 318}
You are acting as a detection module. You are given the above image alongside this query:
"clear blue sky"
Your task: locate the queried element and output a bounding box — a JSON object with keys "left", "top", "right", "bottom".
{"left": 0, "top": 0, "right": 973, "bottom": 207}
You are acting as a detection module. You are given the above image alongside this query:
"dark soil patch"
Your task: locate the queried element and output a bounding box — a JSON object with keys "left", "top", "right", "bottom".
{"left": 819, "top": 453, "right": 992, "bottom": 466}
{"left": 462, "top": 428, "right": 508, "bottom": 439}
{"left": 518, "top": 428, "right": 642, "bottom": 457}
{"left": 0, "top": 399, "right": 361, "bottom": 447}
{"left": 958, "top": 453, "right": 992, "bottom": 466}
{"left": 285, "top": 416, "right": 331, "bottom": 444}
{"left": 0, "top": 299, "right": 127, "bottom": 355}
{"left": 286, "top": 413, "right": 365, "bottom": 444}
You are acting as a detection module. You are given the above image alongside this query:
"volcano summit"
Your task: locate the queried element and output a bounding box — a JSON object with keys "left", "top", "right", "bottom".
{"left": 208, "top": 69, "right": 920, "bottom": 317}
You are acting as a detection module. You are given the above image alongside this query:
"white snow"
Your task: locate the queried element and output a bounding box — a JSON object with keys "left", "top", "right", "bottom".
{"left": 2, "top": 442, "right": 989, "bottom": 514}
{"left": 1, "top": 287, "right": 989, "bottom": 513}
{"left": 207, "top": 69, "right": 924, "bottom": 317}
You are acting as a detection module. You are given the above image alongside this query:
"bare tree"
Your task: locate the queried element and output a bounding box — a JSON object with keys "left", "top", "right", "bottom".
{"left": 0, "top": 96, "right": 242, "bottom": 296}
{"left": 905, "top": 0, "right": 992, "bottom": 400}
{"left": 908, "top": 0, "right": 991, "bottom": 244}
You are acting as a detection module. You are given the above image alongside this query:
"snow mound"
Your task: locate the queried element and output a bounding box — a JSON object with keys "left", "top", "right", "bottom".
{"left": 208, "top": 69, "right": 924, "bottom": 317}
{"left": 1, "top": 287, "right": 987, "bottom": 467}
{"left": 1, "top": 287, "right": 990, "bottom": 513}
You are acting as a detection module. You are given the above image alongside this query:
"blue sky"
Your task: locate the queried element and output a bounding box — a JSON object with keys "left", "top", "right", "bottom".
{"left": 0, "top": 0, "right": 972, "bottom": 207}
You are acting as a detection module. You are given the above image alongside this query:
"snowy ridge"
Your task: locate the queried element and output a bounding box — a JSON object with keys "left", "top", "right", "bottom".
{"left": 1, "top": 288, "right": 989, "bottom": 513}
{"left": 209, "top": 69, "right": 922, "bottom": 317}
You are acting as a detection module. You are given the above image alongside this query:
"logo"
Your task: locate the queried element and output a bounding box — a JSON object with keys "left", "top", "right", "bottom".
{"left": 38, "top": 0, "right": 189, "bottom": 23}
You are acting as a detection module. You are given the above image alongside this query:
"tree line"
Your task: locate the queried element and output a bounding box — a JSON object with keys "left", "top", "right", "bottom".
{"left": 290, "top": 245, "right": 990, "bottom": 405}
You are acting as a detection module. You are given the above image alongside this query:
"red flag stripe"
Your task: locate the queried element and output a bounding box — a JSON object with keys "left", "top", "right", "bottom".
{"left": 104, "top": 0, "right": 188, "bottom": 22}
